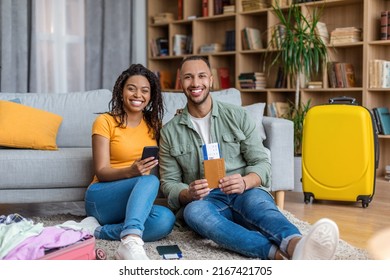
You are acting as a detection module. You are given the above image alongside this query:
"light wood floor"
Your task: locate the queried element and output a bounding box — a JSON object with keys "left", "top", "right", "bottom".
{"left": 284, "top": 180, "right": 390, "bottom": 250}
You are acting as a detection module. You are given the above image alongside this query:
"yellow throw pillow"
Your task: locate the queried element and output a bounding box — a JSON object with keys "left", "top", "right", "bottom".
{"left": 0, "top": 100, "right": 63, "bottom": 150}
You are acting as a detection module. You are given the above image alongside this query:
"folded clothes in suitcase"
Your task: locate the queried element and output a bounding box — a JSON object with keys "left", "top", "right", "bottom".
{"left": 39, "top": 236, "right": 106, "bottom": 260}
{"left": 302, "top": 96, "right": 379, "bottom": 208}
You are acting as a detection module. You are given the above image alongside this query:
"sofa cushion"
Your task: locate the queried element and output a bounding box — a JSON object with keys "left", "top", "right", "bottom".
{"left": 0, "top": 89, "right": 112, "bottom": 147}
{"left": 0, "top": 148, "right": 94, "bottom": 190}
{"left": 0, "top": 100, "right": 63, "bottom": 150}
{"left": 243, "top": 102, "right": 266, "bottom": 140}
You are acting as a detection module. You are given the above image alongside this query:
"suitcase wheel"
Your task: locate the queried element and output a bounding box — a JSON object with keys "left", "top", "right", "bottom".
{"left": 303, "top": 192, "right": 312, "bottom": 204}
{"left": 358, "top": 195, "right": 372, "bottom": 208}
{"left": 95, "top": 248, "right": 107, "bottom": 260}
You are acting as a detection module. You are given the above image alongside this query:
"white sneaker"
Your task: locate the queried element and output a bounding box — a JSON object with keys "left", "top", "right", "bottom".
{"left": 292, "top": 218, "right": 339, "bottom": 260}
{"left": 115, "top": 236, "right": 150, "bottom": 260}
{"left": 59, "top": 216, "right": 100, "bottom": 236}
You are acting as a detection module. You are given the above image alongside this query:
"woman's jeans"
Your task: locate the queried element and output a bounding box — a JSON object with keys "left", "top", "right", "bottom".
{"left": 85, "top": 175, "right": 175, "bottom": 242}
{"left": 183, "top": 188, "right": 301, "bottom": 259}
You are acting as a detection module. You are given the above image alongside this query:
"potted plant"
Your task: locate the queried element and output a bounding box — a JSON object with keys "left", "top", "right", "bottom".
{"left": 284, "top": 98, "right": 311, "bottom": 192}
{"left": 285, "top": 99, "right": 311, "bottom": 156}
{"left": 268, "top": 2, "right": 328, "bottom": 109}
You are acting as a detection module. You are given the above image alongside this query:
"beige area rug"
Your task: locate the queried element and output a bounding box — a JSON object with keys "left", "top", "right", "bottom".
{"left": 33, "top": 210, "right": 369, "bottom": 260}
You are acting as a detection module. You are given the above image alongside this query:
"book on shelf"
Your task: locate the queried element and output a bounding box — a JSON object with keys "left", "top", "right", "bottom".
{"left": 241, "top": 27, "right": 262, "bottom": 50}
{"left": 274, "top": 102, "right": 290, "bottom": 118}
{"left": 174, "top": 68, "right": 182, "bottom": 90}
{"left": 334, "top": 62, "right": 344, "bottom": 88}
{"left": 186, "top": 34, "right": 193, "bottom": 54}
{"left": 381, "top": 11, "right": 389, "bottom": 40}
{"left": 388, "top": 11, "right": 390, "bottom": 40}
{"left": 374, "top": 107, "right": 390, "bottom": 135}
{"left": 225, "top": 30, "right": 235, "bottom": 51}
{"left": 149, "top": 39, "right": 158, "bottom": 57}
{"left": 315, "top": 21, "right": 329, "bottom": 45}
{"left": 177, "top": 0, "right": 183, "bottom": 20}
{"left": 152, "top": 13, "right": 174, "bottom": 24}
{"left": 238, "top": 72, "right": 266, "bottom": 89}
{"left": 241, "top": 0, "right": 270, "bottom": 12}
{"left": 372, "top": 108, "right": 383, "bottom": 134}
{"left": 211, "top": 68, "right": 220, "bottom": 89}
{"left": 369, "top": 59, "right": 390, "bottom": 88}
{"left": 156, "top": 37, "right": 169, "bottom": 56}
{"left": 199, "top": 43, "right": 222, "bottom": 54}
{"left": 210, "top": 67, "right": 230, "bottom": 89}
{"left": 214, "top": 0, "right": 234, "bottom": 15}
{"left": 330, "top": 27, "right": 362, "bottom": 45}
{"left": 327, "top": 62, "right": 356, "bottom": 88}
{"left": 173, "top": 34, "right": 188, "bottom": 55}
{"left": 223, "top": 5, "right": 235, "bottom": 14}
{"left": 214, "top": 0, "right": 224, "bottom": 15}
{"left": 307, "top": 81, "right": 323, "bottom": 89}
{"left": 274, "top": 66, "right": 287, "bottom": 88}
{"left": 217, "top": 67, "right": 231, "bottom": 89}
{"left": 342, "top": 63, "right": 356, "bottom": 87}
{"left": 202, "top": 0, "right": 209, "bottom": 17}
{"left": 267, "top": 101, "right": 290, "bottom": 118}
{"left": 270, "top": 25, "right": 286, "bottom": 49}
{"left": 156, "top": 70, "right": 173, "bottom": 90}
{"left": 327, "top": 61, "right": 337, "bottom": 88}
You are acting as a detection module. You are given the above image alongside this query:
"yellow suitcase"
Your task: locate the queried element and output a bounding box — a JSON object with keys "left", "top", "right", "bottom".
{"left": 302, "top": 97, "right": 379, "bottom": 208}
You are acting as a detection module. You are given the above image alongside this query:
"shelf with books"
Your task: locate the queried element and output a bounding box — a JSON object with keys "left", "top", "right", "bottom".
{"left": 146, "top": 0, "right": 390, "bottom": 181}
{"left": 193, "top": 15, "right": 235, "bottom": 54}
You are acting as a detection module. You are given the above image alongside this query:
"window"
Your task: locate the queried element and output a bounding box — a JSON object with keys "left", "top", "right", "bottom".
{"left": 34, "top": 0, "right": 84, "bottom": 93}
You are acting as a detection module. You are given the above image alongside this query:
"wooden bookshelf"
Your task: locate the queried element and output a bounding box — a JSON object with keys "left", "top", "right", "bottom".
{"left": 147, "top": 0, "right": 390, "bottom": 182}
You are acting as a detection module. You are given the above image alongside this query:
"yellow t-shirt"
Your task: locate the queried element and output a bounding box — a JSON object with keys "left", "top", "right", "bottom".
{"left": 90, "top": 113, "right": 157, "bottom": 184}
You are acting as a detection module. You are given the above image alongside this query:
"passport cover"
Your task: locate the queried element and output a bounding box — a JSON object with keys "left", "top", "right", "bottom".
{"left": 204, "top": 158, "right": 226, "bottom": 189}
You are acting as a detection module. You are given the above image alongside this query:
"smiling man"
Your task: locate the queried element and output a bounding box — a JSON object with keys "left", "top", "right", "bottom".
{"left": 159, "top": 55, "right": 339, "bottom": 260}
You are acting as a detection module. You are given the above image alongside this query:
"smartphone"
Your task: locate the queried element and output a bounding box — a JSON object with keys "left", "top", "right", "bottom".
{"left": 156, "top": 245, "right": 182, "bottom": 259}
{"left": 141, "top": 146, "right": 159, "bottom": 160}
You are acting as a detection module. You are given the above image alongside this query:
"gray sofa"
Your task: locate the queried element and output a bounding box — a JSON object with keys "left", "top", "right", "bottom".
{"left": 0, "top": 88, "right": 293, "bottom": 208}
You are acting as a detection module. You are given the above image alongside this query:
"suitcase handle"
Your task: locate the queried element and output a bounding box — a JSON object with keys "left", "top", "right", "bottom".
{"left": 329, "top": 96, "right": 358, "bottom": 105}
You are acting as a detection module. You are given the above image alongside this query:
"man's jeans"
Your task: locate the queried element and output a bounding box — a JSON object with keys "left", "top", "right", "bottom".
{"left": 183, "top": 188, "right": 301, "bottom": 259}
{"left": 85, "top": 175, "right": 175, "bottom": 242}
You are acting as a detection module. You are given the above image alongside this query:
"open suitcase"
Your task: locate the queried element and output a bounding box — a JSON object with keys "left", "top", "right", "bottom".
{"left": 302, "top": 96, "right": 379, "bottom": 208}
{"left": 39, "top": 236, "right": 106, "bottom": 260}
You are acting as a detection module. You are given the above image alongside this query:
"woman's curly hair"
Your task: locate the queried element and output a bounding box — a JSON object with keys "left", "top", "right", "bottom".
{"left": 109, "top": 64, "right": 164, "bottom": 142}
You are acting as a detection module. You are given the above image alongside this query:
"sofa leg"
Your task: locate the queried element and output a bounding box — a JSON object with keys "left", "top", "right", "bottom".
{"left": 274, "top": 191, "right": 285, "bottom": 210}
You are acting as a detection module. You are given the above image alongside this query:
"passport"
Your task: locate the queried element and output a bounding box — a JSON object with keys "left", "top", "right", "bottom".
{"left": 204, "top": 158, "right": 226, "bottom": 189}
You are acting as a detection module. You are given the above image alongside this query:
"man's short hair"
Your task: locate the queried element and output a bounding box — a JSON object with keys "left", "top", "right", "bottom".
{"left": 179, "top": 55, "right": 211, "bottom": 70}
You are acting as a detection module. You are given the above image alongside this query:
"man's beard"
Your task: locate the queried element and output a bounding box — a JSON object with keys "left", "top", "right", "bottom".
{"left": 187, "top": 88, "right": 210, "bottom": 106}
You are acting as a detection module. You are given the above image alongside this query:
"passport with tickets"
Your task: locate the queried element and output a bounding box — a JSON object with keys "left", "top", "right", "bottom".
{"left": 204, "top": 158, "right": 226, "bottom": 189}
{"left": 202, "top": 143, "right": 226, "bottom": 189}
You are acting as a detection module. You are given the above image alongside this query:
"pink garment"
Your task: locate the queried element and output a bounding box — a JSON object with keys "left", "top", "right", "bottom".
{"left": 4, "top": 226, "right": 91, "bottom": 260}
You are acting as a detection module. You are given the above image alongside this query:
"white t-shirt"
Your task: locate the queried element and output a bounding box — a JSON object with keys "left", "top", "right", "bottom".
{"left": 189, "top": 111, "right": 212, "bottom": 144}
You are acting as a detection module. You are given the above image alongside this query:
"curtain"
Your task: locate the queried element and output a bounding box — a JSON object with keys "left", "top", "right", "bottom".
{"left": 0, "top": 0, "right": 33, "bottom": 92}
{"left": 85, "top": 0, "right": 146, "bottom": 91}
{"left": 0, "top": 0, "right": 146, "bottom": 93}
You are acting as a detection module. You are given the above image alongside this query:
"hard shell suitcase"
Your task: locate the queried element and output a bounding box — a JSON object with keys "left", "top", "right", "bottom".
{"left": 39, "top": 236, "right": 106, "bottom": 260}
{"left": 302, "top": 96, "right": 379, "bottom": 208}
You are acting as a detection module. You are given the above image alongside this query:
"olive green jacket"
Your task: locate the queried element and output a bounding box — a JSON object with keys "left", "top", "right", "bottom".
{"left": 159, "top": 98, "right": 271, "bottom": 212}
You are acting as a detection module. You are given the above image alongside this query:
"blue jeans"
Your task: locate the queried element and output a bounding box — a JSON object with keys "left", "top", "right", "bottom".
{"left": 183, "top": 188, "right": 301, "bottom": 259}
{"left": 85, "top": 175, "right": 175, "bottom": 242}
